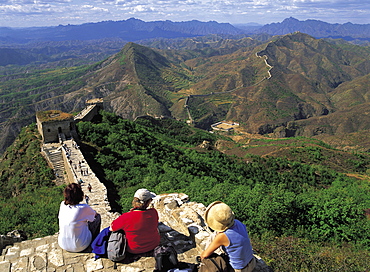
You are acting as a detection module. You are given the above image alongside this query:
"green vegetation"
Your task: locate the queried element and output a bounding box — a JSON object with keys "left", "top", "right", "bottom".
{"left": 253, "top": 234, "right": 370, "bottom": 272}
{"left": 0, "top": 124, "right": 63, "bottom": 238}
{"left": 75, "top": 111, "right": 370, "bottom": 272}
{"left": 236, "top": 136, "right": 370, "bottom": 174}
{"left": 0, "top": 110, "right": 369, "bottom": 271}
{"left": 0, "top": 66, "right": 91, "bottom": 104}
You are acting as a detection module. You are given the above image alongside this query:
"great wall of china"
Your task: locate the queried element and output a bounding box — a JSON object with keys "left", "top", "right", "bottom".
{"left": 0, "top": 103, "right": 271, "bottom": 272}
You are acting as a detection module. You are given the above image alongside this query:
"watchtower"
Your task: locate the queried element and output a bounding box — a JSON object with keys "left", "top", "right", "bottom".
{"left": 36, "top": 110, "right": 75, "bottom": 143}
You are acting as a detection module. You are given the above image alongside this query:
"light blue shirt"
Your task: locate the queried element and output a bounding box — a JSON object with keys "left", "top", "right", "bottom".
{"left": 223, "top": 219, "right": 254, "bottom": 269}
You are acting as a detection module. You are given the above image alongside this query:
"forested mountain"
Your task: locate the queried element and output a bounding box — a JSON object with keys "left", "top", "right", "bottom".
{"left": 2, "top": 32, "right": 370, "bottom": 154}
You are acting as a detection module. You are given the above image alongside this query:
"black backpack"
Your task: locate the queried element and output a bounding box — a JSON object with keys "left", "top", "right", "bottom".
{"left": 154, "top": 245, "right": 179, "bottom": 272}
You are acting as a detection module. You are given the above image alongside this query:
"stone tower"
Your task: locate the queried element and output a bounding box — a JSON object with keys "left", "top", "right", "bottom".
{"left": 36, "top": 110, "right": 75, "bottom": 143}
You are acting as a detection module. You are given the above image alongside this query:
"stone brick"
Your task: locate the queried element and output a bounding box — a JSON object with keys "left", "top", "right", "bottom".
{"left": 20, "top": 248, "right": 33, "bottom": 257}
{"left": 0, "top": 261, "right": 11, "bottom": 272}
{"left": 71, "top": 262, "right": 85, "bottom": 272}
{"left": 30, "top": 253, "right": 47, "bottom": 271}
{"left": 48, "top": 249, "right": 64, "bottom": 267}
{"left": 4, "top": 247, "right": 20, "bottom": 262}
{"left": 120, "top": 267, "right": 144, "bottom": 272}
{"left": 86, "top": 258, "right": 103, "bottom": 272}
{"left": 64, "top": 256, "right": 82, "bottom": 265}
{"left": 36, "top": 244, "right": 50, "bottom": 253}
{"left": 10, "top": 256, "right": 28, "bottom": 272}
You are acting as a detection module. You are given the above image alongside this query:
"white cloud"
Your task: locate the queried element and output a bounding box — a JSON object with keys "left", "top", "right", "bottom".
{"left": 0, "top": 0, "right": 369, "bottom": 27}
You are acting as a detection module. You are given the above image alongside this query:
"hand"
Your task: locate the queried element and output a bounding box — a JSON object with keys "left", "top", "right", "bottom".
{"left": 200, "top": 251, "right": 208, "bottom": 260}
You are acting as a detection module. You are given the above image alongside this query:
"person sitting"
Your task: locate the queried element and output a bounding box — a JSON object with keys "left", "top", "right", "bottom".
{"left": 109, "top": 188, "right": 160, "bottom": 254}
{"left": 200, "top": 201, "right": 256, "bottom": 272}
{"left": 58, "top": 183, "right": 101, "bottom": 252}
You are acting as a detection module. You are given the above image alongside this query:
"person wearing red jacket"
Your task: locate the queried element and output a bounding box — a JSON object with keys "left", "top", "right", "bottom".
{"left": 110, "top": 188, "right": 160, "bottom": 254}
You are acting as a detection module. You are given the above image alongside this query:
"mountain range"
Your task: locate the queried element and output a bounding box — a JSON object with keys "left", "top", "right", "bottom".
{"left": 1, "top": 18, "right": 370, "bottom": 153}
{"left": 2, "top": 17, "right": 370, "bottom": 46}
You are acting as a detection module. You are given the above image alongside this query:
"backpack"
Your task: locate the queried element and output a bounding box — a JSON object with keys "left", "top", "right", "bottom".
{"left": 198, "top": 253, "right": 232, "bottom": 272}
{"left": 107, "top": 230, "right": 126, "bottom": 269}
{"left": 154, "top": 245, "right": 179, "bottom": 272}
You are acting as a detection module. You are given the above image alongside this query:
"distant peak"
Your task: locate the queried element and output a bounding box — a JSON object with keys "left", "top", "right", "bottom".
{"left": 282, "top": 17, "right": 300, "bottom": 23}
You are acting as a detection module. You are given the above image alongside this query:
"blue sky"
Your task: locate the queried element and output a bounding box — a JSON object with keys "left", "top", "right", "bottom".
{"left": 0, "top": 0, "right": 369, "bottom": 27}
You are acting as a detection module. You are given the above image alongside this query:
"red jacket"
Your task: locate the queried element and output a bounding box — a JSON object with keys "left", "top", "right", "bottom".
{"left": 111, "top": 208, "right": 160, "bottom": 254}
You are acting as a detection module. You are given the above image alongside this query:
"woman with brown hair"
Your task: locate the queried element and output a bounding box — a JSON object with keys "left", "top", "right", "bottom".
{"left": 109, "top": 188, "right": 160, "bottom": 254}
{"left": 58, "top": 183, "right": 101, "bottom": 252}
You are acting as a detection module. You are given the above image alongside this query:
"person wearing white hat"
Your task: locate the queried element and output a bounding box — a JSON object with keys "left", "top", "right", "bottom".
{"left": 200, "top": 201, "right": 256, "bottom": 272}
{"left": 110, "top": 188, "right": 160, "bottom": 254}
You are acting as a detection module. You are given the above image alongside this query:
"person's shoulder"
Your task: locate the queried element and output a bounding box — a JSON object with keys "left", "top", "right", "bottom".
{"left": 77, "top": 203, "right": 94, "bottom": 210}
{"left": 147, "top": 208, "right": 158, "bottom": 213}
{"left": 234, "top": 219, "right": 243, "bottom": 225}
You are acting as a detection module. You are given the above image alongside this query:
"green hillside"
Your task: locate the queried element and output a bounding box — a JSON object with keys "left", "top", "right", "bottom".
{"left": 0, "top": 112, "right": 369, "bottom": 271}
{"left": 0, "top": 124, "right": 63, "bottom": 238}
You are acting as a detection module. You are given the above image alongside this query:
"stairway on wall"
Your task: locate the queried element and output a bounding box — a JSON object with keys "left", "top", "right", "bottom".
{"left": 42, "top": 143, "right": 66, "bottom": 185}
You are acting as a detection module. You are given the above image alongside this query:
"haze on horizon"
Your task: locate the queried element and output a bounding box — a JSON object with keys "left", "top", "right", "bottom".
{"left": 0, "top": 0, "right": 369, "bottom": 28}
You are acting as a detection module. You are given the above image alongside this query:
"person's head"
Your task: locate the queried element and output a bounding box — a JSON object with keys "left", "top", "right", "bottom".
{"left": 132, "top": 188, "right": 156, "bottom": 210}
{"left": 63, "top": 183, "right": 84, "bottom": 205}
{"left": 205, "top": 201, "right": 235, "bottom": 232}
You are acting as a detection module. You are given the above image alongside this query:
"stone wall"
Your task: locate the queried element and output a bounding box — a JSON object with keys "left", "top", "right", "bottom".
{"left": 61, "top": 143, "right": 77, "bottom": 184}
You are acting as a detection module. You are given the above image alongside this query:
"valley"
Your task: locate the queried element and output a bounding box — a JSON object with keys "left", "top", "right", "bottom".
{"left": 2, "top": 32, "right": 370, "bottom": 155}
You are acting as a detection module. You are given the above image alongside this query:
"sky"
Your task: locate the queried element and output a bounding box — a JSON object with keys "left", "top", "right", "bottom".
{"left": 0, "top": 0, "right": 369, "bottom": 28}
